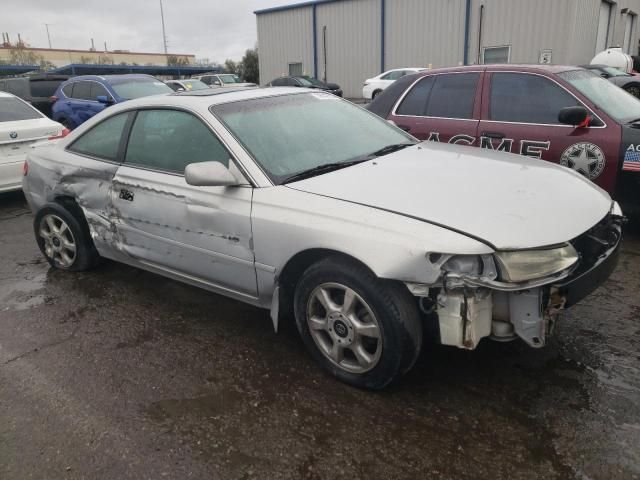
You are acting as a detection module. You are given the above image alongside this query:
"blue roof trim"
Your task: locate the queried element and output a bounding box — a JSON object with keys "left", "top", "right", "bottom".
{"left": 255, "top": 0, "right": 344, "bottom": 15}
{"left": 48, "top": 63, "right": 222, "bottom": 76}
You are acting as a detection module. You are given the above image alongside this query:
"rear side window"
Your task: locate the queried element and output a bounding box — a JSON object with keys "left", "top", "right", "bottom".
{"left": 381, "top": 70, "right": 404, "bottom": 81}
{"left": 396, "top": 76, "right": 435, "bottom": 116}
{"left": 68, "top": 112, "right": 130, "bottom": 160}
{"left": 271, "top": 78, "right": 287, "bottom": 86}
{"left": 30, "top": 80, "right": 63, "bottom": 98}
{"left": 0, "top": 97, "right": 42, "bottom": 122}
{"left": 72, "top": 81, "right": 93, "bottom": 100}
{"left": 367, "top": 73, "right": 419, "bottom": 119}
{"left": 62, "top": 83, "right": 74, "bottom": 98}
{"left": 489, "top": 73, "right": 580, "bottom": 124}
{"left": 124, "top": 109, "right": 230, "bottom": 174}
{"left": 425, "top": 73, "right": 479, "bottom": 119}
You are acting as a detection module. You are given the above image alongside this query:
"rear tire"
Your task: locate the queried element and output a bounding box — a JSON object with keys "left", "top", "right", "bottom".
{"left": 372, "top": 89, "right": 382, "bottom": 100}
{"left": 34, "top": 202, "right": 100, "bottom": 271}
{"left": 624, "top": 83, "right": 640, "bottom": 99}
{"left": 294, "top": 256, "right": 422, "bottom": 389}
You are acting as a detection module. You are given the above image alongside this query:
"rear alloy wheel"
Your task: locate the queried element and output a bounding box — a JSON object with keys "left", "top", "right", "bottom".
{"left": 39, "top": 214, "right": 77, "bottom": 268}
{"left": 34, "top": 203, "right": 100, "bottom": 271}
{"left": 294, "top": 256, "right": 423, "bottom": 389}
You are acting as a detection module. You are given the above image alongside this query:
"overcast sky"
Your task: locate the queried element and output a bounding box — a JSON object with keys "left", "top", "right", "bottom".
{"left": 3, "top": 0, "right": 294, "bottom": 62}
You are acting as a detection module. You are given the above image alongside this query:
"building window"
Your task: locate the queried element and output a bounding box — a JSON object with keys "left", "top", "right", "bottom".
{"left": 624, "top": 13, "right": 637, "bottom": 54}
{"left": 596, "top": 1, "right": 613, "bottom": 53}
{"left": 288, "top": 62, "right": 303, "bottom": 76}
{"left": 482, "top": 45, "right": 510, "bottom": 64}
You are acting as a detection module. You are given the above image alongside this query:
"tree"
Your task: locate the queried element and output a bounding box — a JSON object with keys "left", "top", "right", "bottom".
{"left": 167, "top": 55, "right": 190, "bottom": 66}
{"left": 8, "top": 44, "right": 40, "bottom": 65}
{"left": 224, "top": 59, "right": 238, "bottom": 74}
{"left": 238, "top": 47, "right": 259, "bottom": 84}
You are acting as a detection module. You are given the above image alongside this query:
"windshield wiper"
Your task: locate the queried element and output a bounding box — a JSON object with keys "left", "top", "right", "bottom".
{"left": 281, "top": 159, "right": 369, "bottom": 184}
{"left": 627, "top": 117, "right": 640, "bottom": 124}
{"left": 369, "top": 143, "right": 415, "bottom": 157}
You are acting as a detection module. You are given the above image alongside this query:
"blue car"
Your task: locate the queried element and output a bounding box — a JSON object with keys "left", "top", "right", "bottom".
{"left": 51, "top": 74, "right": 173, "bottom": 129}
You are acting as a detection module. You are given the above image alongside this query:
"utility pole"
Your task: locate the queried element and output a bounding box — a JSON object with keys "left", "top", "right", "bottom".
{"left": 44, "top": 24, "right": 52, "bottom": 48}
{"left": 159, "top": 0, "right": 168, "bottom": 62}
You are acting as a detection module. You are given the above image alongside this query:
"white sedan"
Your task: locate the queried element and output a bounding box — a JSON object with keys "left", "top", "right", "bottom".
{"left": 22, "top": 88, "right": 622, "bottom": 389}
{"left": 1, "top": 92, "right": 67, "bottom": 193}
{"left": 362, "top": 68, "right": 426, "bottom": 100}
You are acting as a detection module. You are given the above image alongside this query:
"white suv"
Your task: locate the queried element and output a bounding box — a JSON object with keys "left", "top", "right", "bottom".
{"left": 362, "top": 68, "right": 425, "bottom": 100}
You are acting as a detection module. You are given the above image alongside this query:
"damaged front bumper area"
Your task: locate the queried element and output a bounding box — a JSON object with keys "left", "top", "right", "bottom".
{"left": 413, "top": 212, "right": 623, "bottom": 350}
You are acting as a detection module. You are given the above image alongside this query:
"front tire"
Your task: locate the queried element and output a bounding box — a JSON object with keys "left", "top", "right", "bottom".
{"left": 34, "top": 203, "right": 100, "bottom": 271}
{"left": 294, "top": 256, "right": 422, "bottom": 389}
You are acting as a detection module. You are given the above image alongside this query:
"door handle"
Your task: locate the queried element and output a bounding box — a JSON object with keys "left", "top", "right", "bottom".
{"left": 119, "top": 189, "right": 134, "bottom": 202}
{"left": 397, "top": 124, "right": 412, "bottom": 132}
{"left": 481, "top": 131, "right": 505, "bottom": 139}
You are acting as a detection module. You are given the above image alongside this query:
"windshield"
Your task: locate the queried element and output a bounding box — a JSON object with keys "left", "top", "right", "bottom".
{"left": 212, "top": 92, "right": 414, "bottom": 184}
{"left": 110, "top": 78, "right": 172, "bottom": 99}
{"left": 180, "top": 80, "right": 209, "bottom": 91}
{"left": 301, "top": 76, "right": 324, "bottom": 87}
{"left": 601, "top": 66, "right": 630, "bottom": 77}
{"left": 558, "top": 69, "right": 640, "bottom": 123}
{"left": 0, "top": 96, "right": 43, "bottom": 122}
{"left": 219, "top": 74, "right": 242, "bottom": 84}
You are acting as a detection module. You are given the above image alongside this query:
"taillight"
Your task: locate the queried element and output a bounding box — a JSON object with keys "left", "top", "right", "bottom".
{"left": 49, "top": 95, "right": 58, "bottom": 102}
{"left": 48, "top": 128, "right": 70, "bottom": 140}
{"left": 23, "top": 160, "right": 28, "bottom": 176}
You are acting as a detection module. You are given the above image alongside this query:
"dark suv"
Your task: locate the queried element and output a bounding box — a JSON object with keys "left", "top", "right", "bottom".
{"left": 0, "top": 74, "right": 69, "bottom": 118}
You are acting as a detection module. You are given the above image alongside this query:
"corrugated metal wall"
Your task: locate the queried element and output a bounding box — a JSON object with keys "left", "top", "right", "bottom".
{"left": 315, "top": 0, "right": 381, "bottom": 98}
{"left": 256, "top": 0, "right": 640, "bottom": 97}
{"left": 385, "top": 0, "right": 466, "bottom": 69}
{"left": 256, "top": 7, "right": 314, "bottom": 85}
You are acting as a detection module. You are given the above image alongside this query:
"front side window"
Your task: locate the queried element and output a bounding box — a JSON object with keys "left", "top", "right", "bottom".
{"left": 490, "top": 73, "right": 579, "bottom": 124}
{"left": 90, "top": 82, "right": 110, "bottom": 99}
{"left": 68, "top": 112, "right": 130, "bottom": 160}
{"left": 109, "top": 78, "right": 172, "bottom": 100}
{"left": 271, "top": 78, "right": 287, "bottom": 87}
{"left": 212, "top": 92, "right": 413, "bottom": 184}
{"left": 559, "top": 69, "right": 640, "bottom": 123}
{"left": 125, "top": 109, "right": 229, "bottom": 174}
{"left": 0, "top": 96, "right": 43, "bottom": 122}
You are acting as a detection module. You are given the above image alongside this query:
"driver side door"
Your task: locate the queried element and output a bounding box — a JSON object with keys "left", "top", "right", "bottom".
{"left": 109, "top": 108, "right": 257, "bottom": 298}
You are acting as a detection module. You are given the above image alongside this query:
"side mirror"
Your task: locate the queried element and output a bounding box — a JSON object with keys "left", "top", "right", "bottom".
{"left": 600, "top": 73, "right": 611, "bottom": 79}
{"left": 96, "top": 95, "right": 113, "bottom": 105}
{"left": 213, "top": 81, "right": 222, "bottom": 86}
{"left": 185, "top": 161, "right": 238, "bottom": 187}
{"left": 177, "top": 87, "right": 185, "bottom": 92}
{"left": 558, "top": 106, "right": 590, "bottom": 127}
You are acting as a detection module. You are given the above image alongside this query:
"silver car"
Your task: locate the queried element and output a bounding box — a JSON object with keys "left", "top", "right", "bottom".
{"left": 22, "top": 88, "right": 623, "bottom": 389}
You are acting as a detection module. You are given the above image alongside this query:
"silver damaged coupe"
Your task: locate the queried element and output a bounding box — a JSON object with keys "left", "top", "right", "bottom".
{"left": 22, "top": 87, "right": 623, "bottom": 389}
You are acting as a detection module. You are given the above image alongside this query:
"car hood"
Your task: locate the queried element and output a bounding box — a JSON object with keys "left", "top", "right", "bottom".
{"left": 287, "top": 142, "right": 612, "bottom": 250}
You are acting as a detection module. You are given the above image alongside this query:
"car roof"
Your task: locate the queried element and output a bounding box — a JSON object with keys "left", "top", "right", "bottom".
{"left": 63, "top": 74, "right": 158, "bottom": 83}
{"left": 103, "top": 87, "right": 314, "bottom": 112}
{"left": 413, "top": 64, "right": 584, "bottom": 75}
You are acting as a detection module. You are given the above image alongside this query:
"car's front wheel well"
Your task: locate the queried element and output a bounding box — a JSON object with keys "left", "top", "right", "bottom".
{"left": 277, "top": 249, "right": 376, "bottom": 320}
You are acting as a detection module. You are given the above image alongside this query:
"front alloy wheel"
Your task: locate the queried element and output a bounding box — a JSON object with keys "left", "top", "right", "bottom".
{"left": 294, "top": 256, "right": 423, "bottom": 389}
{"left": 307, "top": 283, "right": 382, "bottom": 373}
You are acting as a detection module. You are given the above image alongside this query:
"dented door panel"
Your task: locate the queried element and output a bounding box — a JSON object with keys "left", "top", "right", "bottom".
{"left": 108, "top": 166, "right": 257, "bottom": 297}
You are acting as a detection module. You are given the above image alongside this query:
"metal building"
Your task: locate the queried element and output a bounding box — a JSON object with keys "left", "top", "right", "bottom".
{"left": 255, "top": 0, "right": 640, "bottom": 98}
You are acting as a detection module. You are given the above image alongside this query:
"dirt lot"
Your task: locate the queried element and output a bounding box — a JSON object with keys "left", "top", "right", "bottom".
{"left": 0, "top": 190, "right": 638, "bottom": 480}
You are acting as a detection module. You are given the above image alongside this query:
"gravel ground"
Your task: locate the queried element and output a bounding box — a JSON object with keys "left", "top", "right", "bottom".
{"left": 0, "top": 190, "right": 638, "bottom": 480}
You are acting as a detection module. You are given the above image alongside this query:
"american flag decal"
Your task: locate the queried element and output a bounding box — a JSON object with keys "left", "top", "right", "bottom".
{"left": 623, "top": 147, "right": 640, "bottom": 172}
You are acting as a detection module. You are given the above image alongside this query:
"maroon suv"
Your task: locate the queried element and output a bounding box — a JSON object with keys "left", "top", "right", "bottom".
{"left": 367, "top": 65, "right": 640, "bottom": 214}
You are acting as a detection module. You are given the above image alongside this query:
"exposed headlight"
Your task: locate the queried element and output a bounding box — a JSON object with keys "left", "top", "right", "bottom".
{"left": 493, "top": 244, "right": 579, "bottom": 283}
{"left": 440, "top": 254, "right": 498, "bottom": 280}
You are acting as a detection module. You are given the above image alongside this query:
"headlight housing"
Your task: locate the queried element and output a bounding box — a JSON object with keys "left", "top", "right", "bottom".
{"left": 493, "top": 244, "right": 579, "bottom": 283}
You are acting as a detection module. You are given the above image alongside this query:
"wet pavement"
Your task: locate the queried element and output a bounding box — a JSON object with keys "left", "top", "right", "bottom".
{"left": 0, "top": 190, "right": 638, "bottom": 480}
